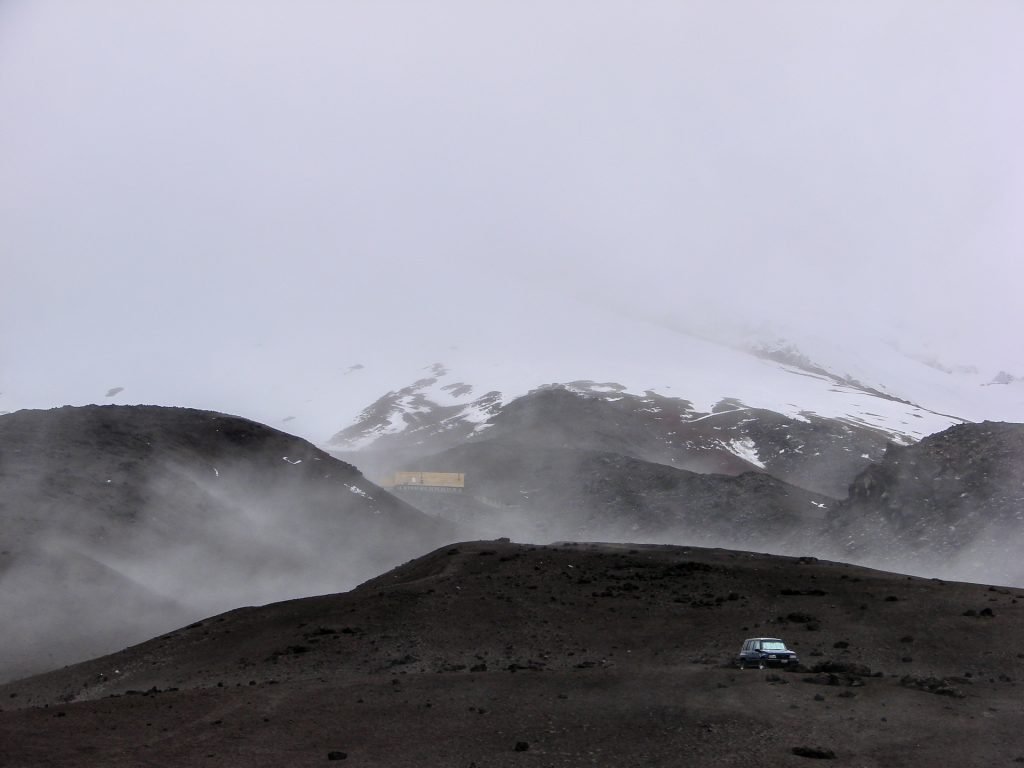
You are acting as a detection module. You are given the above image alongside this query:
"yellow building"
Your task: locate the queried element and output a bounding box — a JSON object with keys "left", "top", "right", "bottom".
{"left": 385, "top": 471, "right": 465, "bottom": 492}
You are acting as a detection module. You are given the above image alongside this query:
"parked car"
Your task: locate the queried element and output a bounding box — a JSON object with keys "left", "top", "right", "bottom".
{"left": 736, "top": 637, "right": 800, "bottom": 669}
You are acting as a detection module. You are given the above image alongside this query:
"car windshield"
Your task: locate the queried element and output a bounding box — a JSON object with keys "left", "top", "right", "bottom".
{"left": 761, "top": 642, "right": 787, "bottom": 651}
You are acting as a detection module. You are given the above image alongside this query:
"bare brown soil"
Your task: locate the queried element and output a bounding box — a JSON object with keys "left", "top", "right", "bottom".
{"left": 2, "top": 540, "right": 1023, "bottom": 767}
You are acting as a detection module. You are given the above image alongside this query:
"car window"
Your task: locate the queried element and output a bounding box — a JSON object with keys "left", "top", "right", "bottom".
{"left": 762, "top": 641, "right": 786, "bottom": 651}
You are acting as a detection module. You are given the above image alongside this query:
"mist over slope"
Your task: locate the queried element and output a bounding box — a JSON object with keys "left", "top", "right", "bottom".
{"left": 322, "top": 313, "right": 1023, "bottom": 450}
{"left": 828, "top": 421, "right": 1024, "bottom": 585}
{"left": 322, "top": 322, "right": 1024, "bottom": 541}
{"left": 326, "top": 329, "right": 986, "bottom": 458}
{"left": 4, "top": 392, "right": 1021, "bottom": 684}
{"left": 338, "top": 380, "right": 1024, "bottom": 587}
{"left": 3, "top": 540, "right": 1023, "bottom": 767}
{"left": 0, "top": 405, "right": 455, "bottom": 682}
{"left": 317, "top": 328, "right": 1023, "bottom": 587}
{"left": 398, "top": 438, "right": 832, "bottom": 551}
{"left": 8, "top": 289, "right": 1022, "bottom": 450}
{"left": 342, "top": 382, "right": 901, "bottom": 499}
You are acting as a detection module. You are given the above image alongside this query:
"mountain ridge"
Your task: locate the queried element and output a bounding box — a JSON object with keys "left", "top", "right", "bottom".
{"left": 0, "top": 404, "right": 457, "bottom": 682}
{"left": 827, "top": 420, "right": 1024, "bottom": 585}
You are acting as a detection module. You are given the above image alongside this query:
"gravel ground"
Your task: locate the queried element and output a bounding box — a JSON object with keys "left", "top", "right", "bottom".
{"left": 2, "top": 540, "right": 1023, "bottom": 767}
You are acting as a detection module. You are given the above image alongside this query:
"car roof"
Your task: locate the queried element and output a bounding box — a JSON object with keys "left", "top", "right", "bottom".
{"left": 744, "top": 637, "right": 784, "bottom": 642}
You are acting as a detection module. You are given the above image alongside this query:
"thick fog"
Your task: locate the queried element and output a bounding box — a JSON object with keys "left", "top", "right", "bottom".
{"left": 2, "top": 1, "right": 1023, "bottom": 438}
{"left": 2, "top": 3, "right": 1024, "bottom": 680}
{"left": 0, "top": 433, "right": 455, "bottom": 683}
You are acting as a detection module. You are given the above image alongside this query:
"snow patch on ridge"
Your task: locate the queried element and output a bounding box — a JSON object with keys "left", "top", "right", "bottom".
{"left": 725, "top": 437, "right": 765, "bottom": 469}
{"left": 328, "top": 337, "right": 968, "bottom": 452}
{"left": 347, "top": 484, "right": 371, "bottom": 499}
{"left": 320, "top": 296, "right": 1022, "bottom": 451}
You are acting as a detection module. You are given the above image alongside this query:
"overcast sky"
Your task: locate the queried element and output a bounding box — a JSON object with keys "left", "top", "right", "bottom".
{"left": 2, "top": 1, "right": 1022, "bottom": 433}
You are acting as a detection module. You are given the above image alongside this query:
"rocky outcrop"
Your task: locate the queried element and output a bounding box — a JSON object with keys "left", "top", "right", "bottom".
{"left": 826, "top": 421, "right": 1024, "bottom": 582}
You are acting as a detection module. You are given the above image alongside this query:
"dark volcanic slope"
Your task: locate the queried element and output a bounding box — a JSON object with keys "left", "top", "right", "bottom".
{"left": 483, "top": 387, "right": 895, "bottom": 497}
{"left": 338, "top": 385, "right": 896, "bottom": 498}
{"left": 402, "top": 440, "right": 833, "bottom": 551}
{"left": 3, "top": 540, "right": 1022, "bottom": 767}
{"left": 828, "top": 421, "right": 1024, "bottom": 584}
{"left": 0, "top": 405, "right": 455, "bottom": 682}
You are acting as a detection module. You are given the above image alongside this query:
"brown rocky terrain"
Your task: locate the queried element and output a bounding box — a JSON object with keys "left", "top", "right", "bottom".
{"left": 2, "top": 540, "right": 1022, "bottom": 767}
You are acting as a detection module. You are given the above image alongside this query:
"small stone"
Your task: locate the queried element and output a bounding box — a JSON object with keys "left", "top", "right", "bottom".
{"left": 327, "top": 751, "right": 348, "bottom": 761}
{"left": 791, "top": 745, "right": 836, "bottom": 759}
{"left": 514, "top": 741, "right": 530, "bottom": 752}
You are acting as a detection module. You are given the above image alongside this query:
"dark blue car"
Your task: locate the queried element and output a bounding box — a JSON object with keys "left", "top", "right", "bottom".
{"left": 736, "top": 637, "right": 800, "bottom": 669}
